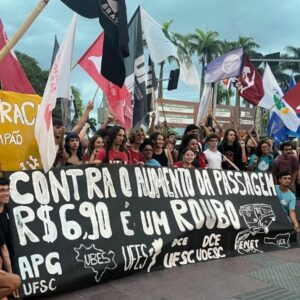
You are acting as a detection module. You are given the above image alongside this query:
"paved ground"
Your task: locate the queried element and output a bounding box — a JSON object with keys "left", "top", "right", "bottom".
{"left": 39, "top": 200, "right": 300, "bottom": 300}
{"left": 41, "top": 245, "right": 300, "bottom": 300}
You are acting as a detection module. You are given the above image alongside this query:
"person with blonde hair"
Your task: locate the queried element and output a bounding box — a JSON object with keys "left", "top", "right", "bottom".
{"left": 127, "top": 128, "right": 146, "bottom": 165}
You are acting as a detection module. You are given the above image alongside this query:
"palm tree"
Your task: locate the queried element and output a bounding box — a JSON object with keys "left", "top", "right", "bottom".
{"left": 281, "top": 46, "right": 300, "bottom": 74}
{"left": 157, "top": 20, "right": 176, "bottom": 99}
{"left": 187, "top": 29, "right": 221, "bottom": 96}
{"left": 219, "top": 39, "right": 235, "bottom": 54}
{"left": 232, "top": 36, "right": 259, "bottom": 54}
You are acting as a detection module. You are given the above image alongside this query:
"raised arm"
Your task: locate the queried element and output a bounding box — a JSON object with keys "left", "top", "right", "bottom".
{"left": 148, "top": 112, "right": 156, "bottom": 135}
{"left": 72, "top": 100, "right": 94, "bottom": 134}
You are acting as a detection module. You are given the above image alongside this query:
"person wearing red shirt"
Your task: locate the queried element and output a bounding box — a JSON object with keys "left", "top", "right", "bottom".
{"left": 95, "top": 126, "right": 130, "bottom": 164}
{"left": 127, "top": 128, "right": 146, "bottom": 165}
{"left": 174, "top": 148, "right": 195, "bottom": 169}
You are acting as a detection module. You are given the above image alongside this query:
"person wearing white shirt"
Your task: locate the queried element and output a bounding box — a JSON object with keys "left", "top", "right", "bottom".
{"left": 204, "top": 133, "right": 222, "bottom": 170}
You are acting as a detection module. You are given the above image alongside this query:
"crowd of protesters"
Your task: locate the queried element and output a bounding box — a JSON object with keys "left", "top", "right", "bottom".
{"left": 50, "top": 107, "right": 300, "bottom": 198}
{"left": 49, "top": 107, "right": 300, "bottom": 233}
{"left": 1, "top": 106, "right": 300, "bottom": 297}
{"left": 49, "top": 106, "right": 300, "bottom": 201}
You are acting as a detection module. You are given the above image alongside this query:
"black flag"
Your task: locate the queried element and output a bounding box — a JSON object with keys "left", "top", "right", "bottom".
{"left": 50, "top": 35, "right": 59, "bottom": 69}
{"left": 125, "top": 7, "right": 148, "bottom": 126}
{"left": 145, "top": 56, "right": 157, "bottom": 124}
{"left": 60, "top": 0, "right": 129, "bottom": 87}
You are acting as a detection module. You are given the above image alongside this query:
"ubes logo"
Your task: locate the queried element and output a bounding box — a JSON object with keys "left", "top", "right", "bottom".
{"left": 74, "top": 244, "right": 117, "bottom": 282}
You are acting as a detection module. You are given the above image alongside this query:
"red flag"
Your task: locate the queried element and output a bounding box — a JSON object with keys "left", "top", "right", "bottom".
{"left": 78, "top": 32, "right": 132, "bottom": 129}
{"left": 282, "top": 81, "right": 300, "bottom": 114}
{"left": 237, "top": 53, "right": 264, "bottom": 106}
{"left": 0, "top": 19, "right": 35, "bottom": 94}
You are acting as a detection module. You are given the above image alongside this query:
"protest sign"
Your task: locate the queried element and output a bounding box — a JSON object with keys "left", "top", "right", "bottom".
{"left": 0, "top": 91, "right": 42, "bottom": 171}
{"left": 5, "top": 165, "right": 294, "bottom": 298}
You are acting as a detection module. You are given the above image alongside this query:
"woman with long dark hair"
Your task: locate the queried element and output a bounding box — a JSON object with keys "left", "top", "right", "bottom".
{"left": 83, "top": 134, "right": 105, "bottom": 164}
{"left": 218, "top": 128, "right": 244, "bottom": 170}
{"left": 178, "top": 134, "right": 207, "bottom": 168}
{"left": 95, "top": 125, "right": 130, "bottom": 164}
{"left": 173, "top": 147, "right": 195, "bottom": 169}
{"left": 248, "top": 140, "right": 273, "bottom": 172}
{"left": 64, "top": 132, "right": 83, "bottom": 165}
{"left": 150, "top": 132, "right": 173, "bottom": 167}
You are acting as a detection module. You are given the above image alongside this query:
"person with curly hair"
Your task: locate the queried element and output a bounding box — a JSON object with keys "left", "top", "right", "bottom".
{"left": 95, "top": 125, "right": 130, "bottom": 164}
{"left": 248, "top": 140, "right": 273, "bottom": 172}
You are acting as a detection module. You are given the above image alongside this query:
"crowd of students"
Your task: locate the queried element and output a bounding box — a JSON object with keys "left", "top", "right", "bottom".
{"left": 49, "top": 110, "right": 300, "bottom": 231}
{"left": 51, "top": 112, "right": 300, "bottom": 188}
{"left": 1, "top": 109, "right": 300, "bottom": 298}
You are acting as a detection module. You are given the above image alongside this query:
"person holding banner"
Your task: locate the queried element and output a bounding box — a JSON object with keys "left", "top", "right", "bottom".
{"left": 275, "top": 172, "right": 299, "bottom": 232}
{"left": 0, "top": 177, "right": 21, "bottom": 299}
{"left": 218, "top": 129, "right": 244, "bottom": 170}
{"left": 178, "top": 134, "right": 207, "bottom": 169}
{"left": 173, "top": 148, "right": 195, "bottom": 169}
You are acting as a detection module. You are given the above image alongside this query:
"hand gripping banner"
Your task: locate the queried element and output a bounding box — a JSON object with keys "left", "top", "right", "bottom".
{"left": 4, "top": 165, "right": 294, "bottom": 298}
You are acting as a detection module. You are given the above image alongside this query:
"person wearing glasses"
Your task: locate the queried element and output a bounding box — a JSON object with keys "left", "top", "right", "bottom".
{"left": 248, "top": 140, "right": 273, "bottom": 172}
{"left": 140, "top": 139, "right": 161, "bottom": 167}
{"left": 0, "top": 177, "right": 21, "bottom": 299}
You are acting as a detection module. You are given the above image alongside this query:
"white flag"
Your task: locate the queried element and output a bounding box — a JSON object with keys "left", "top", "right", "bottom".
{"left": 196, "top": 84, "right": 213, "bottom": 124}
{"left": 34, "top": 14, "right": 77, "bottom": 172}
{"left": 141, "top": 9, "right": 200, "bottom": 90}
{"left": 259, "top": 64, "right": 300, "bottom": 132}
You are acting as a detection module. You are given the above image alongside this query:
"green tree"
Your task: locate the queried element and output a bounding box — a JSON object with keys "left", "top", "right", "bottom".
{"left": 232, "top": 36, "right": 260, "bottom": 54}
{"left": 187, "top": 29, "right": 221, "bottom": 96}
{"left": 15, "top": 50, "right": 48, "bottom": 95}
{"left": 71, "top": 86, "right": 84, "bottom": 125}
{"left": 157, "top": 19, "right": 178, "bottom": 99}
{"left": 219, "top": 39, "right": 236, "bottom": 54}
{"left": 16, "top": 50, "right": 85, "bottom": 127}
{"left": 281, "top": 46, "right": 300, "bottom": 74}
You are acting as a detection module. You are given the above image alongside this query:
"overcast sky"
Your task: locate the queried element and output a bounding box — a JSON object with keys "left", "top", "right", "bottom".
{"left": 1, "top": 0, "right": 299, "bottom": 117}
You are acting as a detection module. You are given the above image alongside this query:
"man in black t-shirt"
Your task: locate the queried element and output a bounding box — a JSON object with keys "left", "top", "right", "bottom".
{"left": 0, "top": 177, "right": 20, "bottom": 298}
{"left": 218, "top": 129, "right": 244, "bottom": 170}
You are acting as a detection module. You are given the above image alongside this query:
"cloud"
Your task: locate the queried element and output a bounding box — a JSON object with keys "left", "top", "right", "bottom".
{"left": 1, "top": 0, "right": 300, "bottom": 114}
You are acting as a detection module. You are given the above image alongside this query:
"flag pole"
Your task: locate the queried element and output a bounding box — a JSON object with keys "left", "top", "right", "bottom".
{"left": 248, "top": 104, "right": 276, "bottom": 133}
{"left": 0, "top": 0, "right": 49, "bottom": 61}
{"left": 92, "top": 86, "right": 99, "bottom": 102}
{"left": 71, "top": 62, "right": 78, "bottom": 71}
{"left": 221, "top": 153, "right": 240, "bottom": 171}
